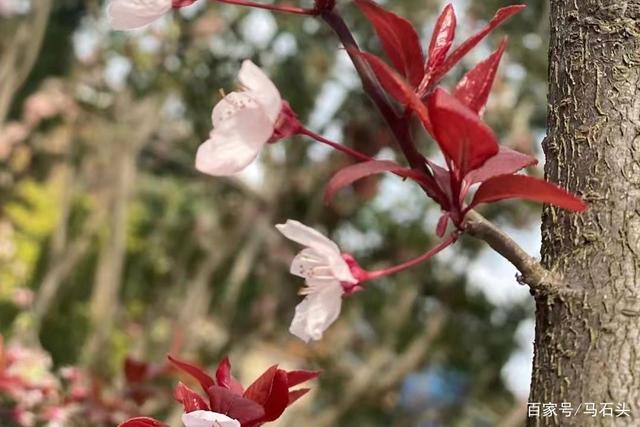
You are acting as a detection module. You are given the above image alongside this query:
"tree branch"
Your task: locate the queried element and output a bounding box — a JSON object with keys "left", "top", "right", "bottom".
{"left": 463, "top": 210, "right": 566, "bottom": 295}
{"left": 320, "top": 10, "right": 427, "bottom": 173}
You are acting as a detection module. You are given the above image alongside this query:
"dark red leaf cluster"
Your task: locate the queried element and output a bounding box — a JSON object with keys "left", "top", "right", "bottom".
{"left": 326, "top": 2, "right": 586, "bottom": 232}
{"left": 119, "top": 355, "right": 319, "bottom": 427}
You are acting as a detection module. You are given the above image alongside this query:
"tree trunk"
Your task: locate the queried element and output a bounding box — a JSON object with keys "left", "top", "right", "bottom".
{"left": 529, "top": 1, "right": 640, "bottom": 426}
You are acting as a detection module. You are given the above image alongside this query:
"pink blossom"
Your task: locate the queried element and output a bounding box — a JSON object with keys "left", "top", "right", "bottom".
{"left": 276, "top": 220, "right": 358, "bottom": 342}
{"left": 107, "top": 0, "right": 196, "bottom": 30}
{"left": 196, "top": 60, "right": 299, "bottom": 176}
{"left": 182, "top": 410, "right": 241, "bottom": 427}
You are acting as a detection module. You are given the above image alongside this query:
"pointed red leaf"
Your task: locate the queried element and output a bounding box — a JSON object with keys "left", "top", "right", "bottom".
{"left": 288, "top": 388, "right": 310, "bottom": 406}
{"left": 168, "top": 355, "right": 215, "bottom": 395}
{"left": 215, "top": 357, "right": 244, "bottom": 395}
{"left": 465, "top": 146, "right": 537, "bottom": 184}
{"left": 426, "top": 159, "right": 452, "bottom": 200}
{"left": 174, "top": 382, "right": 210, "bottom": 412}
{"left": 454, "top": 37, "right": 508, "bottom": 114}
{"left": 243, "top": 365, "right": 277, "bottom": 405}
{"left": 428, "top": 88, "right": 499, "bottom": 176}
{"left": 468, "top": 175, "right": 587, "bottom": 212}
{"left": 431, "top": 5, "right": 525, "bottom": 85}
{"left": 118, "top": 417, "right": 167, "bottom": 427}
{"left": 258, "top": 369, "right": 289, "bottom": 422}
{"left": 353, "top": 50, "right": 433, "bottom": 133}
{"left": 324, "top": 160, "right": 430, "bottom": 205}
{"left": 285, "top": 370, "right": 320, "bottom": 388}
{"left": 436, "top": 213, "right": 449, "bottom": 237}
{"left": 426, "top": 4, "right": 457, "bottom": 72}
{"left": 207, "top": 385, "right": 265, "bottom": 424}
{"left": 355, "top": 0, "right": 424, "bottom": 86}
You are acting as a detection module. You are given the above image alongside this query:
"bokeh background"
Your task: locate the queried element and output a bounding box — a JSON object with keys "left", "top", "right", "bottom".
{"left": 0, "top": 0, "right": 549, "bottom": 425}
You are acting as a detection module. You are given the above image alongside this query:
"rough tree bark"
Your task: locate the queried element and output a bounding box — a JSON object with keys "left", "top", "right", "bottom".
{"left": 529, "top": 1, "right": 640, "bottom": 426}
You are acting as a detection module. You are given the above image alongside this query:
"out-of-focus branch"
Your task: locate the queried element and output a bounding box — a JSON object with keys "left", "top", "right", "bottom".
{"left": 33, "top": 212, "right": 101, "bottom": 323}
{"left": 0, "top": 0, "right": 53, "bottom": 125}
{"left": 464, "top": 210, "right": 564, "bottom": 294}
{"left": 308, "top": 309, "right": 445, "bottom": 427}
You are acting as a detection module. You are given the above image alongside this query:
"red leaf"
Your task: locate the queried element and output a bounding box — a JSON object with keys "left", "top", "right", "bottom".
{"left": 285, "top": 370, "right": 320, "bottom": 388}
{"left": 465, "top": 146, "right": 537, "bottom": 184}
{"left": 353, "top": 50, "right": 433, "bottom": 133}
{"left": 454, "top": 37, "right": 508, "bottom": 114}
{"left": 167, "top": 355, "right": 215, "bottom": 394}
{"left": 215, "top": 357, "right": 244, "bottom": 395}
{"left": 259, "top": 370, "right": 289, "bottom": 422}
{"left": 468, "top": 175, "right": 587, "bottom": 212}
{"left": 118, "top": 417, "right": 167, "bottom": 427}
{"left": 355, "top": 0, "right": 424, "bottom": 86}
{"left": 426, "top": 4, "right": 457, "bottom": 72}
{"left": 174, "top": 381, "right": 210, "bottom": 412}
{"left": 324, "top": 160, "right": 430, "bottom": 205}
{"left": 208, "top": 385, "right": 265, "bottom": 424}
{"left": 244, "top": 365, "right": 277, "bottom": 405}
{"left": 427, "top": 88, "right": 498, "bottom": 176}
{"left": 124, "top": 358, "right": 149, "bottom": 384}
{"left": 288, "top": 388, "right": 310, "bottom": 406}
{"left": 436, "top": 213, "right": 449, "bottom": 237}
{"left": 431, "top": 5, "right": 525, "bottom": 85}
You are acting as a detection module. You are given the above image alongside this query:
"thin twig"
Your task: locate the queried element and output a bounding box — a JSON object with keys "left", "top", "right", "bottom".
{"left": 463, "top": 210, "right": 565, "bottom": 295}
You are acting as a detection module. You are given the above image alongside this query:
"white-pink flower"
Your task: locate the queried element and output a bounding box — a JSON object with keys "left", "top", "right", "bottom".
{"left": 276, "top": 220, "right": 358, "bottom": 342}
{"left": 182, "top": 410, "right": 240, "bottom": 427}
{"left": 107, "top": 0, "right": 195, "bottom": 30}
{"left": 195, "top": 60, "right": 296, "bottom": 176}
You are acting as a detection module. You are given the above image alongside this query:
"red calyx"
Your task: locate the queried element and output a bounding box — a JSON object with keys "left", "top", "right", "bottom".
{"left": 269, "top": 102, "right": 301, "bottom": 144}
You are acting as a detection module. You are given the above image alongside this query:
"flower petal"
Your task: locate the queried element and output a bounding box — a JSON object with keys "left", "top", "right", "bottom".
{"left": 181, "top": 410, "right": 240, "bottom": 427}
{"left": 276, "top": 220, "right": 355, "bottom": 283}
{"left": 211, "top": 92, "right": 259, "bottom": 128}
{"left": 196, "top": 105, "right": 273, "bottom": 176}
{"left": 289, "top": 282, "right": 344, "bottom": 342}
{"left": 238, "top": 60, "right": 282, "bottom": 123}
{"left": 107, "top": 0, "right": 171, "bottom": 30}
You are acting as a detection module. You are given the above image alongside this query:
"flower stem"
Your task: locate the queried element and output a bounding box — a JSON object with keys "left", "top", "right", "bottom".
{"left": 364, "top": 233, "right": 459, "bottom": 281}
{"left": 215, "top": 0, "right": 316, "bottom": 15}
{"left": 298, "top": 127, "right": 371, "bottom": 162}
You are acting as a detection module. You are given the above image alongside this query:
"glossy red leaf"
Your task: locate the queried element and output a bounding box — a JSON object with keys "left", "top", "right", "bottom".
{"left": 285, "top": 370, "right": 320, "bottom": 388}
{"left": 428, "top": 88, "right": 499, "bottom": 176}
{"left": 288, "top": 388, "right": 310, "bottom": 406}
{"left": 426, "top": 4, "right": 456, "bottom": 72}
{"left": 215, "top": 357, "right": 244, "bottom": 395}
{"left": 426, "top": 159, "right": 452, "bottom": 200}
{"left": 355, "top": 0, "right": 424, "bottom": 86}
{"left": 432, "top": 5, "right": 525, "bottom": 85}
{"left": 454, "top": 37, "right": 508, "bottom": 114}
{"left": 465, "top": 146, "right": 537, "bottom": 184}
{"left": 324, "top": 160, "right": 430, "bottom": 205}
{"left": 468, "top": 174, "right": 587, "bottom": 212}
{"left": 118, "top": 417, "right": 167, "bottom": 427}
{"left": 168, "top": 355, "right": 215, "bottom": 394}
{"left": 353, "top": 50, "right": 433, "bottom": 132}
{"left": 208, "top": 385, "right": 265, "bottom": 424}
{"left": 256, "top": 369, "right": 289, "bottom": 422}
{"left": 436, "top": 213, "right": 449, "bottom": 237}
{"left": 174, "top": 381, "right": 210, "bottom": 412}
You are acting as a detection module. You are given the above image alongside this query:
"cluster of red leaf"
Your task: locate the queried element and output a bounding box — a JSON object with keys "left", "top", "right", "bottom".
{"left": 120, "top": 355, "right": 319, "bottom": 427}
{"left": 327, "top": 1, "right": 586, "bottom": 234}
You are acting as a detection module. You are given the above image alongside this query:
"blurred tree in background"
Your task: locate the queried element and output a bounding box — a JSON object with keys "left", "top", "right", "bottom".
{"left": 0, "top": 0, "right": 549, "bottom": 425}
